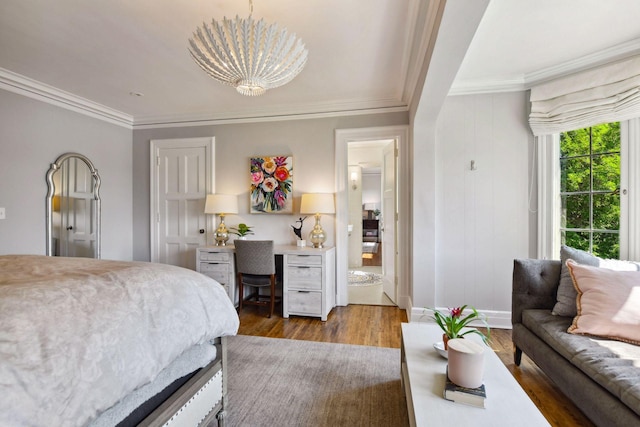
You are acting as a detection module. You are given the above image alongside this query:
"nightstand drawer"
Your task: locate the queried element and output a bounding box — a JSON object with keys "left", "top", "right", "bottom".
{"left": 199, "top": 252, "right": 231, "bottom": 262}
{"left": 287, "top": 266, "right": 322, "bottom": 290}
{"left": 287, "top": 290, "right": 321, "bottom": 315}
{"left": 287, "top": 254, "right": 322, "bottom": 266}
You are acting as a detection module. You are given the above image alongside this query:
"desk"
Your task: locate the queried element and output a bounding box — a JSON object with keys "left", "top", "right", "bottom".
{"left": 196, "top": 245, "right": 336, "bottom": 321}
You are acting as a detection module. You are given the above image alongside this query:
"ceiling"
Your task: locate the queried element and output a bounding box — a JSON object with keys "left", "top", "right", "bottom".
{"left": 1, "top": 1, "right": 640, "bottom": 128}
{"left": 453, "top": 0, "right": 640, "bottom": 94}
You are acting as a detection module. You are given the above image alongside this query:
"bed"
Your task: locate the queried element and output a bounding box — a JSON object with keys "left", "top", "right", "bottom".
{"left": 0, "top": 255, "right": 240, "bottom": 427}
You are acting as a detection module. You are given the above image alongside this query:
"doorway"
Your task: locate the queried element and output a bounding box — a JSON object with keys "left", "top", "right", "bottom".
{"left": 347, "top": 140, "right": 393, "bottom": 306}
{"left": 335, "top": 125, "right": 410, "bottom": 310}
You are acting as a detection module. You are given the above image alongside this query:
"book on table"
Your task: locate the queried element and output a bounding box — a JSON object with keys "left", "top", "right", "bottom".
{"left": 443, "top": 366, "right": 486, "bottom": 408}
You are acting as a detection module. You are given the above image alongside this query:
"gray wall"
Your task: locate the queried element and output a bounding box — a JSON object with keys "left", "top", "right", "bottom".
{"left": 132, "top": 112, "right": 409, "bottom": 261}
{"left": 0, "top": 89, "right": 133, "bottom": 260}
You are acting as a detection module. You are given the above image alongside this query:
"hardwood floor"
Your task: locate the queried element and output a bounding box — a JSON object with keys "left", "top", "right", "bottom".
{"left": 238, "top": 304, "right": 407, "bottom": 348}
{"left": 237, "top": 305, "right": 595, "bottom": 427}
{"left": 361, "top": 240, "right": 382, "bottom": 266}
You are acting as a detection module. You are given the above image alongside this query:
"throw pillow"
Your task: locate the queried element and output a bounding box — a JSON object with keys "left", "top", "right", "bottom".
{"left": 553, "top": 246, "right": 599, "bottom": 316}
{"left": 553, "top": 245, "right": 640, "bottom": 317}
{"left": 566, "top": 260, "right": 640, "bottom": 345}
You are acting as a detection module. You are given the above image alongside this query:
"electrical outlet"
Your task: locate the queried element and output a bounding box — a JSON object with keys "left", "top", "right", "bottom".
{"left": 0, "top": 207, "right": 5, "bottom": 220}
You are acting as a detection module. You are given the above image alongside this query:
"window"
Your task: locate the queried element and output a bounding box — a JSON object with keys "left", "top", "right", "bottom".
{"left": 539, "top": 117, "right": 640, "bottom": 262}
{"left": 559, "top": 123, "right": 620, "bottom": 258}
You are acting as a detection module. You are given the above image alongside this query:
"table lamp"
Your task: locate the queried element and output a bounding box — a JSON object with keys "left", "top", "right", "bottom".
{"left": 300, "top": 193, "right": 335, "bottom": 248}
{"left": 204, "top": 194, "right": 238, "bottom": 246}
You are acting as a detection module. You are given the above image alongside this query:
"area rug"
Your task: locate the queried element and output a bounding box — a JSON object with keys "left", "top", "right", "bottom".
{"left": 362, "top": 242, "right": 379, "bottom": 253}
{"left": 223, "top": 335, "right": 408, "bottom": 427}
{"left": 348, "top": 270, "right": 383, "bottom": 286}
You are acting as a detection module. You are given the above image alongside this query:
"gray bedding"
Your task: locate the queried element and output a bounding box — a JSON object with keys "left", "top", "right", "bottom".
{"left": 89, "top": 342, "right": 217, "bottom": 427}
{"left": 0, "top": 255, "right": 239, "bottom": 427}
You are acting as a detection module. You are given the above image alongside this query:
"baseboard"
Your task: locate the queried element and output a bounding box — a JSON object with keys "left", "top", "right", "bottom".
{"left": 409, "top": 307, "right": 512, "bottom": 329}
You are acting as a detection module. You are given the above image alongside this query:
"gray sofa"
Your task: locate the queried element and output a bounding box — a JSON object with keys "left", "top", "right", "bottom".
{"left": 512, "top": 259, "right": 640, "bottom": 427}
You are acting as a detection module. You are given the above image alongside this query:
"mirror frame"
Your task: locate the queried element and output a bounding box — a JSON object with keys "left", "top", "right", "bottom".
{"left": 46, "top": 152, "right": 101, "bottom": 258}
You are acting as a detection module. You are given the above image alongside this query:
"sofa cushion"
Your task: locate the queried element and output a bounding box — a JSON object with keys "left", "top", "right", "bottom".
{"left": 553, "top": 246, "right": 600, "bottom": 316}
{"left": 523, "top": 309, "right": 640, "bottom": 417}
{"left": 553, "top": 245, "right": 640, "bottom": 317}
{"left": 566, "top": 260, "right": 640, "bottom": 345}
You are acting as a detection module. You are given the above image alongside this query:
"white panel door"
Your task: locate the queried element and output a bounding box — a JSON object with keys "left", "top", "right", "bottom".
{"left": 382, "top": 141, "right": 397, "bottom": 303}
{"left": 151, "top": 138, "right": 214, "bottom": 270}
{"left": 60, "top": 158, "right": 96, "bottom": 257}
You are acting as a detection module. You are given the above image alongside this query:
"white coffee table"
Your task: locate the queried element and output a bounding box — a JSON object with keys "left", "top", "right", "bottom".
{"left": 401, "top": 323, "right": 550, "bottom": 426}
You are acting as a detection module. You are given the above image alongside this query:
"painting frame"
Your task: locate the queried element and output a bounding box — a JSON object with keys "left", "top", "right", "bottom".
{"left": 250, "top": 156, "right": 293, "bottom": 214}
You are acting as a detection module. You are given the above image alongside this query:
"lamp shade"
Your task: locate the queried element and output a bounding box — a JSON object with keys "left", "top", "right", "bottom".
{"left": 300, "top": 193, "right": 335, "bottom": 215}
{"left": 204, "top": 194, "right": 238, "bottom": 214}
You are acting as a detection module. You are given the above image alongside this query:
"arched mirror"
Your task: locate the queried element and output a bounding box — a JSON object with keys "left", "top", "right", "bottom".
{"left": 46, "top": 153, "right": 101, "bottom": 258}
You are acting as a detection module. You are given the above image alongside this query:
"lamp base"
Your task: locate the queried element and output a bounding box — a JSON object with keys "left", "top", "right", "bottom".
{"left": 214, "top": 215, "right": 229, "bottom": 246}
{"left": 308, "top": 214, "right": 326, "bottom": 248}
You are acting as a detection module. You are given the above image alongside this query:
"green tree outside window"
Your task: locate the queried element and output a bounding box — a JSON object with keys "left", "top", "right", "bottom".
{"left": 560, "top": 122, "right": 620, "bottom": 259}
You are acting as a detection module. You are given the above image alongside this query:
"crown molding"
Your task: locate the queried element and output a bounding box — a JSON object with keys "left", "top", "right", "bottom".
{"left": 403, "top": 0, "right": 446, "bottom": 110}
{"left": 132, "top": 99, "right": 408, "bottom": 129}
{"left": 448, "top": 78, "right": 526, "bottom": 96}
{"left": 0, "top": 67, "right": 407, "bottom": 130}
{"left": 0, "top": 68, "right": 133, "bottom": 128}
{"left": 524, "top": 37, "right": 640, "bottom": 88}
{"left": 449, "top": 38, "right": 640, "bottom": 96}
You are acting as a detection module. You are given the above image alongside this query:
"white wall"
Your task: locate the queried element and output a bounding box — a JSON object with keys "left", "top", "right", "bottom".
{"left": 361, "top": 173, "right": 381, "bottom": 207}
{"left": 435, "top": 92, "right": 531, "bottom": 316}
{"left": 0, "top": 89, "right": 133, "bottom": 260}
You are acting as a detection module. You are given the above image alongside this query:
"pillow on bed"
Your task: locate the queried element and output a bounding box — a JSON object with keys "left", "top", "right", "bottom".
{"left": 566, "top": 260, "right": 640, "bottom": 345}
{"left": 553, "top": 245, "right": 640, "bottom": 317}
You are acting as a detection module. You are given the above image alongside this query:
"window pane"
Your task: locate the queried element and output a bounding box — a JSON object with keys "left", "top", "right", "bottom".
{"left": 592, "top": 153, "right": 620, "bottom": 191}
{"left": 561, "top": 157, "right": 590, "bottom": 192}
{"left": 593, "top": 193, "right": 620, "bottom": 230}
{"left": 560, "top": 128, "right": 590, "bottom": 157}
{"left": 561, "top": 194, "right": 590, "bottom": 229}
{"left": 591, "top": 122, "right": 620, "bottom": 154}
{"left": 562, "top": 231, "right": 589, "bottom": 252}
{"left": 558, "top": 122, "right": 621, "bottom": 260}
{"left": 592, "top": 232, "right": 619, "bottom": 259}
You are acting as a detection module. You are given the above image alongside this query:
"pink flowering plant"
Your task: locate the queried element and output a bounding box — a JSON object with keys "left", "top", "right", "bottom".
{"left": 431, "top": 305, "right": 490, "bottom": 345}
{"left": 250, "top": 156, "right": 293, "bottom": 213}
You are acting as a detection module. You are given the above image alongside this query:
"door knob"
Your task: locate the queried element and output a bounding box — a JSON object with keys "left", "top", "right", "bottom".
{"left": 66, "top": 226, "right": 73, "bottom": 230}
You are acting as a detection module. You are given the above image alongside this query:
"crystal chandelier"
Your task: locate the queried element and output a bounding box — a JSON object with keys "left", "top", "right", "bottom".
{"left": 188, "top": 0, "right": 308, "bottom": 96}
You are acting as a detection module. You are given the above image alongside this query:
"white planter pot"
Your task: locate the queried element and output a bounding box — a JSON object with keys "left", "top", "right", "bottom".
{"left": 447, "top": 338, "right": 485, "bottom": 388}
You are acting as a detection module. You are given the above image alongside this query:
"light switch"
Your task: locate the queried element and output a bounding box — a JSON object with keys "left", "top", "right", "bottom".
{"left": 0, "top": 208, "right": 5, "bottom": 220}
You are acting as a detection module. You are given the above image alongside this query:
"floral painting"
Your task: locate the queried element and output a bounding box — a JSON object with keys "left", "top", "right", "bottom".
{"left": 250, "top": 156, "right": 293, "bottom": 213}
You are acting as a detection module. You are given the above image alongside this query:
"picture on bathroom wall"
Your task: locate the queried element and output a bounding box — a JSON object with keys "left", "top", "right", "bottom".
{"left": 250, "top": 156, "right": 293, "bottom": 213}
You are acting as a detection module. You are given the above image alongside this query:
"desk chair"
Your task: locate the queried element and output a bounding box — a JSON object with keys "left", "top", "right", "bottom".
{"left": 235, "top": 240, "right": 280, "bottom": 317}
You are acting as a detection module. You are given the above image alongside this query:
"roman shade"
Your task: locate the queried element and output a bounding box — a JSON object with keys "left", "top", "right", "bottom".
{"left": 529, "top": 55, "right": 640, "bottom": 135}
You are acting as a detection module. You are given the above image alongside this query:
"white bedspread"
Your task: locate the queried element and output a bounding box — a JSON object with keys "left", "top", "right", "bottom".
{"left": 0, "top": 255, "right": 239, "bottom": 427}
